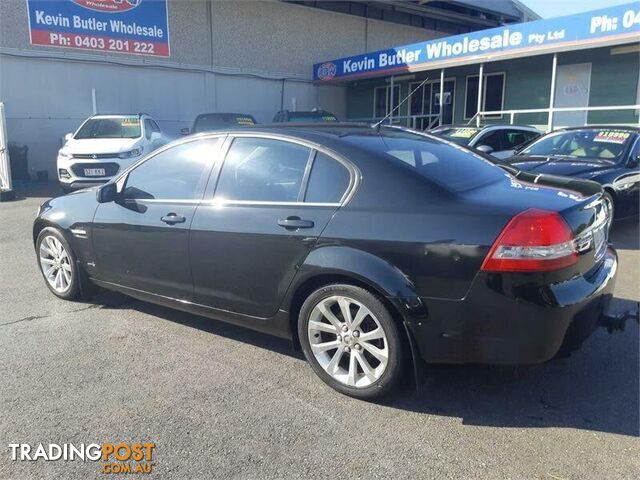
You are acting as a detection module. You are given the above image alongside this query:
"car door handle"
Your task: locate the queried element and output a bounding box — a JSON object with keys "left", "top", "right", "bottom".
{"left": 161, "top": 213, "right": 186, "bottom": 225}
{"left": 278, "top": 217, "right": 314, "bottom": 230}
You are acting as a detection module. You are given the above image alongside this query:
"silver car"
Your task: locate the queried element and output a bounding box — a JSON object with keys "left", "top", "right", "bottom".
{"left": 431, "top": 124, "right": 541, "bottom": 159}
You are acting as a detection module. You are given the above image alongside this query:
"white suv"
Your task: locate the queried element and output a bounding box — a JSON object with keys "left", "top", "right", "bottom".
{"left": 57, "top": 114, "right": 165, "bottom": 192}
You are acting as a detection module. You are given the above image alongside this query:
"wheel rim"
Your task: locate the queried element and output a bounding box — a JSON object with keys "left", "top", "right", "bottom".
{"left": 307, "top": 295, "right": 389, "bottom": 388}
{"left": 39, "top": 235, "right": 72, "bottom": 294}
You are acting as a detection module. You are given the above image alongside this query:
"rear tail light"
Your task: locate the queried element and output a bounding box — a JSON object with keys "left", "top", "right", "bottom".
{"left": 481, "top": 209, "right": 578, "bottom": 272}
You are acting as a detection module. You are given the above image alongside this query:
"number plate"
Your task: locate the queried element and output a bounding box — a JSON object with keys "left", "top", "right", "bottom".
{"left": 84, "top": 168, "right": 106, "bottom": 177}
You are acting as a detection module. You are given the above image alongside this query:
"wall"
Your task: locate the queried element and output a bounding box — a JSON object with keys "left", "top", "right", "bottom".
{"left": 0, "top": 0, "right": 438, "bottom": 178}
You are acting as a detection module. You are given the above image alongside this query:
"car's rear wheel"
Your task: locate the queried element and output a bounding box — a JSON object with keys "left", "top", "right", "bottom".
{"left": 298, "top": 284, "right": 404, "bottom": 399}
{"left": 36, "top": 228, "right": 80, "bottom": 300}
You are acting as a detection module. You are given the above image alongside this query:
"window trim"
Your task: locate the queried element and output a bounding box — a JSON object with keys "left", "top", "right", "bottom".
{"left": 463, "top": 71, "right": 506, "bottom": 120}
{"left": 208, "top": 133, "right": 359, "bottom": 207}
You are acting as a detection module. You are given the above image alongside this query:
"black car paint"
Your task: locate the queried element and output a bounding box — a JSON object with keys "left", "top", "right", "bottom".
{"left": 509, "top": 127, "right": 640, "bottom": 219}
{"left": 34, "top": 126, "right": 617, "bottom": 369}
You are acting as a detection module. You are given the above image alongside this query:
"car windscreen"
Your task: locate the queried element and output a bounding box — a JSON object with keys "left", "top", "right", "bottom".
{"left": 520, "top": 129, "right": 633, "bottom": 161}
{"left": 287, "top": 112, "right": 338, "bottom": 123}
{"left": 74, "top": 117, "right": 141, "bottom": 139}
{"left": 193, "top": 114, "right": 256, "bottom": 133}
{"left": 344, "top": 130, "right": 507, "bottom": 192}
{"left": 434, "top": 127, "right": 481, "bottom": 146}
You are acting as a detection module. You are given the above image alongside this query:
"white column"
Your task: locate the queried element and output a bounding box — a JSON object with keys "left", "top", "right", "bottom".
{"left": 389, "top": 75, "right": 395, "bottom": 124}
{"left": 91, "top": 88, "right": 97, "bottom": 115}
{"left": 547, "top": 53, "right": 558, "bottom": 132}
{"left": 439, "top": 69, "right": 445, "bottom": 127}
{"left": 476, "top": 63, "right": 484, "bottom": 127}
{"left": 0, "top": 102, "right": 14, "bottom": 195}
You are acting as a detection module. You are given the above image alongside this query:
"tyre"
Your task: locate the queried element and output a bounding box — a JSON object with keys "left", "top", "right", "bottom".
{"left": 603, "top": 191, "right": 614, "bottom": 233}
{"left": 36, "top": 227, "right": 80, "bottom": 300}
{"left": 298, "top": 284, "right": 405, "bottom": 399}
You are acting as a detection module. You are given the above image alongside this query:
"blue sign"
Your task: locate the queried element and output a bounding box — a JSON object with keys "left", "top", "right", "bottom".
{"left": 314, "top": 2, "right": 640, "bottom": 81}
{"left": 26, "top": 0, "right": 170, "bottom": 57}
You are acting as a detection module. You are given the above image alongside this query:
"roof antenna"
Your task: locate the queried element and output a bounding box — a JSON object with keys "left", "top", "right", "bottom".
{"left": 372, "top": 76, "right": 430, "bottom": 131}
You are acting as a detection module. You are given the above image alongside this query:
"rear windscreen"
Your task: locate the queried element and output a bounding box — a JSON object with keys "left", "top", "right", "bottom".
{"left": 344, "top": 130, "right": 506, "bottom": 192}
{"left": 193, "top": 114, "right": 256, "bottom": 133}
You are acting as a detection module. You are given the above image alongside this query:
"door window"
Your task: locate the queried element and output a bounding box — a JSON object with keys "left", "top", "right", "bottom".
{"left": 503, "top": 130, "right": 530, "bottom": 149}
{"left": 123, "top": 138, "right": 219, "bottom": 200}
{"left": 305, "top": 153, "right": 350, "bottom": 203}
{"left": 215, "top": 137, "right": 311, "bottom": 202}
{"left": 477, "top": 131, "right": 504, "bottom": 151}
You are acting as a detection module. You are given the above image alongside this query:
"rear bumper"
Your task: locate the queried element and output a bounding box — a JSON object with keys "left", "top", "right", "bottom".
{"left": 402, "top": 247, "right": 618, "bottom": 365}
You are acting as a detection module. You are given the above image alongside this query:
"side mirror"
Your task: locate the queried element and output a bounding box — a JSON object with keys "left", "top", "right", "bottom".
{"left": 96, "top": 182, "right": 118, "bottom": 203}
{"left": 476, "top": 145, "right": 494, "bottom": 154}
{"left": 64, "top": 133, "right": 73, "bottom": 143}
{"left": 629, "top": 154, "right": 640, "bottom": 168}
{"left": 180, "top": 127, "right": 190, "bottom": 135}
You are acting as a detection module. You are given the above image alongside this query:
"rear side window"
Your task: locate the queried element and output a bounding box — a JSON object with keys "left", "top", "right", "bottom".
{"left": 215, "top": 137, "right": 310, "bottom": 202}
{"left": 345, "top": 131, "right": 505, "bottom": 192}
{"left": 305, "top": 153, "right": 350, "bottom": 203}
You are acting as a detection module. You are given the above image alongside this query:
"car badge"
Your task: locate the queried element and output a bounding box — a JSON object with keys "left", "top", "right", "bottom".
{"left": 92, "top": 154, "right": 97, "bottom": 159}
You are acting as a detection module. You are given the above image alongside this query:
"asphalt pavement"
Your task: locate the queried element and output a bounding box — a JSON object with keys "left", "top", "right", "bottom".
{"left": 1, "top": 184, "right": 638, "bottom": 479}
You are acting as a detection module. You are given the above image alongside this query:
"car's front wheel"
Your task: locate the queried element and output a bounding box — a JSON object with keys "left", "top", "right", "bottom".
{"left": 36, "top": 228, "right": 80, "bottom": 300}
{"left": 298, "top": 284, "right": 405, "bottom": 399}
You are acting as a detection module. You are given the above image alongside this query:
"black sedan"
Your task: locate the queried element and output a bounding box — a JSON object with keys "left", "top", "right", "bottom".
{"left": 508, "top": 126, "right": 640, "bottom": 229}
{"left": 34, "top": 125, "right": 616, "bottom": 399}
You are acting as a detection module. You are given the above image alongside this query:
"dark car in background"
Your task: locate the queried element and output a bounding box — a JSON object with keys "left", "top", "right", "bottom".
{"left": 509, "top": 126, "right": 640, "bottom": 229}
{"left": 431, "top": 124, "right": 541, "bottom": 159}
{"left": 182, "top": 113, "right": 257, "bottom": 135}
{"left": 34, "top": 125, "right": 616, "bottom": 399}
{"left": 273, "top": 109, "right": 338, "bottom": 123}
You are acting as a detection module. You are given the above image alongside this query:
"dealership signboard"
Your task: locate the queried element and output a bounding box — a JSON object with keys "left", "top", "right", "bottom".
{"left": 314, "top": 2, "right": 640, "bottom": 81}
{"left": 26, "top": 0, "right": 170, "bottom": 57}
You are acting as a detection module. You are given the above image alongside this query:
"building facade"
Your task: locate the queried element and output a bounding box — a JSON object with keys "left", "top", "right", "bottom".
{"left": 315, "top": 2, "right": 640, "bottom": 131}
{"left": 1, "top": 0, "right": 539, "bottom": 179}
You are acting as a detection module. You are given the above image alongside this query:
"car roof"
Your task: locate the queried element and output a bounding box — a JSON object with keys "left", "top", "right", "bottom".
{"left": 187, "top": 122, "right": 410, "bottom": 144}
{"left": 433, "top": 124, "right": 539, "bottom": 131}
{"left": 554, "top": 125, "right": 640, "bottom": 133}
{"left": 195, "top": 112, "right": 255, "bottom": 117}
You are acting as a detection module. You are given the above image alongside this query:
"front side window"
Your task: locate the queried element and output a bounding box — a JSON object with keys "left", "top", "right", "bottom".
{"left": 477, "top": 131, "right": 504, "bottom": 151}
{"left": 123, "top": 138, "right": 219, "bottom": 200}
{"left": 305, "top": 153, "right": 350, "bottom": 203}
{"left": 75, "top": 117, "right": 141, "bottom": 139}
{"left": 215, "top": 137, "right": 310, "bottom": 202}
{"left": 521, "top": 129, "right": 634, "bottom": 161}
{"left": 503, "top": 130, "right": 533, "bottom": 149}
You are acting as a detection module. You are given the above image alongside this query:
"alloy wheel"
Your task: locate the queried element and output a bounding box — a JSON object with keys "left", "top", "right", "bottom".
{"left": 39, "top": 235, "right": 73, "bottom": 294}
{"left": 307, "top": 295, "right": 389, "bottom": 388}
